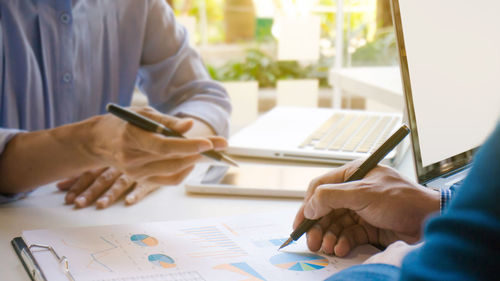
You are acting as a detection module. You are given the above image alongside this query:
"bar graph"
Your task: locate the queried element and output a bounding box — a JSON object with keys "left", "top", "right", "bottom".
{"left": 180, "top": 225, "right": 247, "bottom": 259}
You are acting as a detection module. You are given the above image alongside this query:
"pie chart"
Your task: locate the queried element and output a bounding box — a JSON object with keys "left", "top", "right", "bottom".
{"left": 269, "top": 252, "right": 328, "bottom": 271}
{"left": 148, "top": 254, "right": 176, "bottom": 269}
{"left": 130, "top": 234, "right": 158, "bottom": 247}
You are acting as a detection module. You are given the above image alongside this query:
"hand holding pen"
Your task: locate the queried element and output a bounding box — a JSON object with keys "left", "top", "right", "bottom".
{"left": 280, "top": 125, "right": 416, "bottom": 255}
{"left": 58, "top": 105, "right": 234, "bottom": 209}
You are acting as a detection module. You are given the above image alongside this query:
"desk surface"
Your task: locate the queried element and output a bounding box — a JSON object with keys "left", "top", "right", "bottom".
{"left": 0, "top": 152, "right": 415, "bottom": 280}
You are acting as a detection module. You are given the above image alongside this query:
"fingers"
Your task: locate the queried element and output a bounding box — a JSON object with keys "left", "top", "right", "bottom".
{"left": 132, "top": 129, "right": 213, "bottom": 156}
{"left": 57, "top": 176, "right": 79, "bottom": 191}
{"left": 145, "top": 165, "right": 196, "bottom": 186}
{"left": 74, "top": 168, "right": 122, "bottom": 208}
{"left": 137, "top": 108, "right": 193, "bottom": 133}
{"left": 125, "top": 165, "right": 195, "bottom": 205}
{"left": 303, "top": 160, "right": 363, "bottom": 202}
{"left": 65, "top": 167, "right": 107, "bottom": 204}
{"left": 126, "top": 155, "right": 201, "bottom": 180}
{"left": 306, "top": 224, "right": 323, "bottom": 252}
{"left": 320, "top": 211, "right": 356, "bottom": 255}
{"left": 334, "top": 224, "right": 370, "bottom": 257}
{"left": 96, "top": 174, "right": 135, "bottom": 209}
{"left": 207, "top": 136, "right": 228, "bottom": 151}
{"left": 293, "top": 205, "right": 307, "bottom": 229}
{"left": 303, "top": 182, "right": 366, "bottom": 220}
{"left": 125, "top": 183, "right": 159, "bottom": 205}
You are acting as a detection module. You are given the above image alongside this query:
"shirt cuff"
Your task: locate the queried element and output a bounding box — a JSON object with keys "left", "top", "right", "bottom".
{"left": 0, "top": 191, "right": 30, "bottom": 204}
{"left": 0, "top": 128, "right": 24, "bottom": 154}
{"left": 440, "top": 188, "right": 453, "bottom": 214}
{"left": 170, "top": 100, "right": 230, "bottom": 138}
{"left": 0, "top": 129, "right": 29, "bottom": 203}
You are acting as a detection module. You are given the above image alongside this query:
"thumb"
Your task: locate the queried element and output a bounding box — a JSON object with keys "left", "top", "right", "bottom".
{"left": 303, "top": 182, "right": 366, "bottom": 219}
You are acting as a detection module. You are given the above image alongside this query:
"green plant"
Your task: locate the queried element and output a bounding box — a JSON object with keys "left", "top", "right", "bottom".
{"left": 351, "top": 26, "right": 398, "bottom": 66}
{"left": 208, "top": 49, "right": 330, "bottom": 87}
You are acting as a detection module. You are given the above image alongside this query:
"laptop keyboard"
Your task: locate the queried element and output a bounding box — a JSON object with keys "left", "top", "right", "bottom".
{"left": 299, "top": 112, "right": 400, "bottom": 153}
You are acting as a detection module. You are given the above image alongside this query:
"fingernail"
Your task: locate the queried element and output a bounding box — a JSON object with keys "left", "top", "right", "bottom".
{"left": 96, "top": 197, "right": 109, "bottom": 209}
{"left": 75, "top": 197, "right": 87, "bottom": 207}
{"left": 198, "top": 142, "right": 212, "bottom": 152}
{"left": 125, "top": 194, "right": 136, "bottom": 205}
{"left": 65, "top": 193, "right": 75, "bottom": 204}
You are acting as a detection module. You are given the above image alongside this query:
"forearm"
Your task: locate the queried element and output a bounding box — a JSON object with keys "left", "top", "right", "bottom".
{"left": 0, "top": 119, "right": 100, "bottom": 193}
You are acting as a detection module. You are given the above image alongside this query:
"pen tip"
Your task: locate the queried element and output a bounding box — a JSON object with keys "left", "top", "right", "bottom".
{"left": 278, "top": 237, "right": 293, "bottom": 251}
{"left": 221, "top": 154, "right": 239, "bottom": 167}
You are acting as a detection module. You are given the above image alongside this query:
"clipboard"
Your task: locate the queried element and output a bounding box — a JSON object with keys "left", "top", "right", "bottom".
{"left": 11, "top": 237, "right": 75, "bottom": 281}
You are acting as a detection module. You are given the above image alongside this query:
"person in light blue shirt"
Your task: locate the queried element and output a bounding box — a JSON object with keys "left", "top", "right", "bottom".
{"left": 0, "top": 0, "right": 231, "bottom": 208}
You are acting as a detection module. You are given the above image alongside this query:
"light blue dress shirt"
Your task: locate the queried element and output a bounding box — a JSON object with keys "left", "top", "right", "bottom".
{"left": 0, "top": 0, "right": 231, "bottom": 202}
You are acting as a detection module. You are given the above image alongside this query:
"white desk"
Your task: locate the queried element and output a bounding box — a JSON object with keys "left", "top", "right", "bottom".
{"left": 330, "top": 66, "right": 404, "bottom": 110}
{"left": 0, "top": 152, "right": 415, "bottom": 280}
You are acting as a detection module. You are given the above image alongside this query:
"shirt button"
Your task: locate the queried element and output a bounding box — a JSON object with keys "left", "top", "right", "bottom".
{"left": 63, "top": 73, "right": 73, "bottom": 83}
{"left": 60, "top": 12, "right": 71, "bottom": 24}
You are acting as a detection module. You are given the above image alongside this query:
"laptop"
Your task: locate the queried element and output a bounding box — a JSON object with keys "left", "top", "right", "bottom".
{"left": 228, "top": 107, "right": 404, "bottom": 164}
{"left": 391, "top": 0, "right": 500, "bottom": 189}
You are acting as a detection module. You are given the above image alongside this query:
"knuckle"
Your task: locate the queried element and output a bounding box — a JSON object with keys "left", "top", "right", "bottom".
{"left": 123, "top": 168, "right": 140, "bottom": 180}
{"left": 100, "top": 171, "right": 115, "bottom": 182}
{"left": 308, "top": 177, "right": 322, "bottom": 190}
{"left": 139, "top": 106, "right": 155, "bottom": 114}
{"left": 316, "top": 185, "right": 330, "bottom": 198}
{"left": 117, "top": 175, "right": 130, "bottom": 185}
{"left": 82, "top": 170, "right": 96, "bottom": 179}
{"left": 94, "top": 177, "right": 107, "bottom": 186}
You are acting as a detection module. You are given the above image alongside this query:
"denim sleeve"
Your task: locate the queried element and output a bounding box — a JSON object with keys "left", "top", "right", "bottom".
{"left": 400, "top": 121, "right": 500, "bottom": 281}
{"left": 137, "top": 0, "right": 231, "bottom": 137}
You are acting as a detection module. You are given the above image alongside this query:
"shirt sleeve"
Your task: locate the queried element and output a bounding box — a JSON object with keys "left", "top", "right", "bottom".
{"left": 399, "top": 121, "right": 500, "bottom": 281}
{"left": 0, "top": 128, "right": 30, "bottom": 203}
{"left": 0, "top": 128, "right": 23, "bottom": 155}
{"left": 324, "top": 121, "right": 500, "bottom": 281}
{"left": 137, "top": 0, "right": 231, "bottom": 137}
{"left": 439, "top": 180, "right": 461, "bottom": 213}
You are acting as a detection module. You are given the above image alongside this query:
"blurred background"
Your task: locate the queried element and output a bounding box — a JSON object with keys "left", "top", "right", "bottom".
{"left": 152, "top": 0, "right": 403, "bottom": 133}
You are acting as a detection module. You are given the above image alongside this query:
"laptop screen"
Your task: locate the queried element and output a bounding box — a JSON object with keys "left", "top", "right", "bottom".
{"left": 392, "top": 0, "right": 500, "bottom": 183}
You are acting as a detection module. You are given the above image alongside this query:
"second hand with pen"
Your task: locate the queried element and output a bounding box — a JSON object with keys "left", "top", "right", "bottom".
{"left": 106, "top": 103, "right": 238, "bottom": 167}
{"left": 279, "top": 124, "right": 410, "bottom": 250}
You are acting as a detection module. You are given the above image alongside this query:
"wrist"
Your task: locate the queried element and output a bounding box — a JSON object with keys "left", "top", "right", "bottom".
{"left": 423, "top": 187, "right": 441, "bottom": 214}
{"left": 51, "top": 116, "right": 102, "bottom": 169}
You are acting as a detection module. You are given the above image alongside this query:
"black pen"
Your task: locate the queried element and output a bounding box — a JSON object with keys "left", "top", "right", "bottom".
{"left": 106, "top": 103, "right": 238, "bottom": 167}
{"left": 279, "top": 124, "right": 410, "bottom": 250}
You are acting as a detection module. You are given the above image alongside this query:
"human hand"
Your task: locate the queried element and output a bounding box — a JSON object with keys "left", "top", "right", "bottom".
{"left": 57, "top": 166, "right": 198, "bottom": 208}
{"left": 84, "top": 106, "right": 226, "bottom": 179}
{"left": 363, "top": 241, "right": 421, "bottom": 267}
{"left": 293, "top": 159, "right": 439, "bottom": 257}
{"left": 59, "top": 135, "right": 227, "bottom": 208}
{"left": 60, "top": 107, "right": 227, "bottom": 208}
